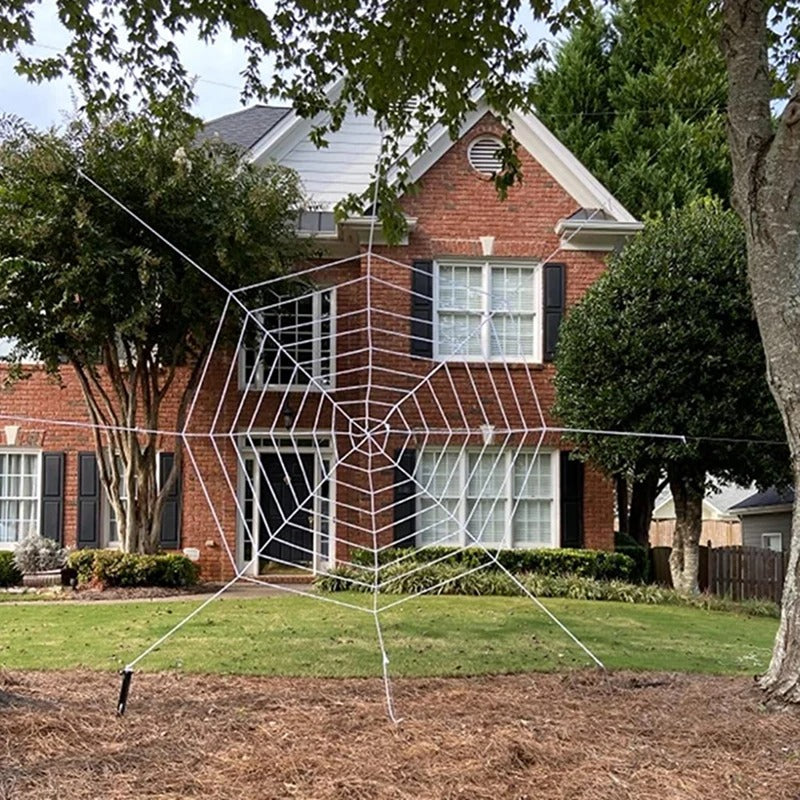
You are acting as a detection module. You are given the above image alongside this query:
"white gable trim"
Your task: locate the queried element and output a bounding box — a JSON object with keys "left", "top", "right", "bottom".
{"left": 511, "top": 110, "right": 637, "bottom": 223}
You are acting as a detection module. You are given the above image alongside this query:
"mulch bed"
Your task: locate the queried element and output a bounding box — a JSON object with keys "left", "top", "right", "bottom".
{"left": 2, "top": 669, "right": 800, "bottom": 799}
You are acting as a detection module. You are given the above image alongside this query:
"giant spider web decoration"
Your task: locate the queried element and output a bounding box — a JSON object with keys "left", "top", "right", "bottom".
{"left": 64, "top": 170, "right": 605, "bottom": 721}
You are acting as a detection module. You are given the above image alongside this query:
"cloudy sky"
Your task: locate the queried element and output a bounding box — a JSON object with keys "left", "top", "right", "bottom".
{"left": 1, "top": 4, "right": 553, "bottom": 129}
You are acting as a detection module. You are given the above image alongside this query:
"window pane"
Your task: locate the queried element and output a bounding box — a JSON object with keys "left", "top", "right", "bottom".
{"left": 491, "top": 266, "right": 535, "bottom": 312}
{"left": 467, "top": 452, "right": 506, "bottom": 496}
{"left": 418, "top": 497, "right": 460, "bottom": 547}
{"left": 512, "top": 500, "right": 552, "bottom": 547}
{"left": 514, "top": 452, "right": 551, "bottom": 498}
{"left": 490, "top": 314, "right": 536, "bottom": 358}
{"left": 439, "top": 265, "right": 483, "bottom": 311}
{"left": 417, "top": 450, "right": 461, "bottom": 547}
{"left": 438, "top": 313, "right": 483, "bottom": 356}
{"left": 467, "top": 499, "right": 506, "bottom": 545}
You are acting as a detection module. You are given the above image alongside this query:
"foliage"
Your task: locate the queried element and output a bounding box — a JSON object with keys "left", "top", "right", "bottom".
{"left": 66, "top": 549, "right": 199, "bottom": 588}
{"left": 348, "top": 545, "right": 635, "bottom": 581}
{"left": 0, "top": 551, "right": 23, "bottom": 586}
{"left": 554, "top": 203, "right": 787, "bottom": 489}
{"left": 12, "top": 535, "right": 67, "bottom": 573}
{"left": 533, "top": 2, "right": 730, "bottom": 218}
{"left": 0, "top": 110, "right": 307, "bottom": 553}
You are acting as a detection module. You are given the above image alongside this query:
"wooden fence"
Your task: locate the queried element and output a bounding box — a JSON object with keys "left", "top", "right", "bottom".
{"left": 649, "top": 519, "right": 741, "bottom": 548}
{"left": 650, "top": 543, "right": 787, "bottom": 604}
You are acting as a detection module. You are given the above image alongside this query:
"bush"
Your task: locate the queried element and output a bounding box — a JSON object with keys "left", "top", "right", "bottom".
{"left": 315, "top": 562, "right": 778, "bottom": 616}
{"left": 0, "top": 551, "right": 22, "bottom": 586}
{"left": 65, "top": 550, "right": 199, "bottom": 588}
{"left": 349, "top": 545, "right": 635, "bottom": 581}
{"left": 13, "top": 535, "right": 67, "bottom": 573}
{"left": 315, "top": 562, "right": 667, "bottom": 602}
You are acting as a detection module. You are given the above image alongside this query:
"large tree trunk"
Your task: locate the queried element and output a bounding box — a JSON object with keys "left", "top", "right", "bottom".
{"left": 722, "top": 1, "right": 800, "bottom": 700}
{"left": 667, "top": 468, "right": 704, "bottom": 595}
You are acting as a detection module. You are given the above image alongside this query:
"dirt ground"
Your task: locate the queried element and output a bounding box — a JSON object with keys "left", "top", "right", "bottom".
{"left": 2, "top": 669, "right": 799, "bottom": 800}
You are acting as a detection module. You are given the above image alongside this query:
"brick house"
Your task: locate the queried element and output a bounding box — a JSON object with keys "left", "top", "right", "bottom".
{"left": 0, "top": 91, "right": 641, "bottom": 580}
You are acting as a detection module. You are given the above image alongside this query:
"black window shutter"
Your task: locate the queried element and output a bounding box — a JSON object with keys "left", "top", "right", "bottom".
{"left": 393, "top": 449, "right": 417, "bottom": 546}
{"left": 40, "top": 452, "right": 65, "bottom": 542}
{"left": 159, "top": 452, "right": 181, "bottom": 550}
{"left": 560, "top": 451, "right": 584, "bottom": 548}
{"left": 410, "top": 260, "right": 434, "bottom": 358}
{"left": 543, "top": 262, "right": 566, "bottom": 362}
{"left": 77, "top": 452, "right": 100, "bottom": 549}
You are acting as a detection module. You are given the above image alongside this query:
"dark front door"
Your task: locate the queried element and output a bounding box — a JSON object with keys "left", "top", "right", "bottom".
{"left": 260, "top": 452, "right": 314, "bottom": 567}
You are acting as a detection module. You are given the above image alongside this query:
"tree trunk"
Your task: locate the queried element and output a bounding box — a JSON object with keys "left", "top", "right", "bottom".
{"left": 615, "top": 475, "right": 629, "bottom": 537}
{"left": 628, "top": 472, "right": 661, "bottom": 548}
{"left": 668, "top": 468, "right": 704, "bottom": 595}
{"left": 722, "top": 1, "right": 800, "bottom": 700}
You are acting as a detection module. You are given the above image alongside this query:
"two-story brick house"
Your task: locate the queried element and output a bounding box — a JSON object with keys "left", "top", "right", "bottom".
{"left": 0, "top": 91, "right": 641, "bottom": 580}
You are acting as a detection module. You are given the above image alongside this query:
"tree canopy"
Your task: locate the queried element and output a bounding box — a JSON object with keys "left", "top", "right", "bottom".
{"left": 554, "top": 202, "right": 788, "bottom": 591}
{"left": 533, "top": 2, "right": 730, "bottom": 218}
{"left": 0, "top": 110, "right": 308, "bottom": 552}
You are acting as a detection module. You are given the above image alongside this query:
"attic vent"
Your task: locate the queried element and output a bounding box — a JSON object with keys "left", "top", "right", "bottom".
{"left": 468, "top": 136, "right": 504, "bottom": 175}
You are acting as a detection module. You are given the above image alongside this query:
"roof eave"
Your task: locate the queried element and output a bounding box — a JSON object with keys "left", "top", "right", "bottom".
{"left": 339, "top": 214, "right": 418, "bottom": 246}
{"left": 555, "top": 219, "right": 644, "bottom": 252}
{"left": 733, "top": 503, "right": 794, "bottom": 516}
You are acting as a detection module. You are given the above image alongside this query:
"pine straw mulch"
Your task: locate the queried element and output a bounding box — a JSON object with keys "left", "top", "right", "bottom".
{"left": 2, "top": 669, "right": 799, "bottom": 800}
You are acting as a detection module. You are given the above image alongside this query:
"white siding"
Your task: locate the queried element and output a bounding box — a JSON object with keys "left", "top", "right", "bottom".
{"left": 257, "top": 112, "right": 415, "bottom": 209}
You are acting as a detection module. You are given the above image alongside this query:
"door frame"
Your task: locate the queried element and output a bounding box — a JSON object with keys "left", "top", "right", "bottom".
{"left": 236, "top": 433, "right": 335, "bottom": 576}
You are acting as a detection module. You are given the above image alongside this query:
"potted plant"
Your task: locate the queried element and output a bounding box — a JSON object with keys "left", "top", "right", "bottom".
{"left": 13, "top": 535, "right": 67, "bottom": 587}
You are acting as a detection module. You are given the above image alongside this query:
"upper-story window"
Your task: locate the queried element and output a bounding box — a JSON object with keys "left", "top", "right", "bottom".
{"left": 435, "top": 259, "right": 541, "bottom": 362}
{"left": 295, "top": 210, "right": 337, "bottom": 236}
{"left": 241, "top": 289, "right": 335, "bottom": 390}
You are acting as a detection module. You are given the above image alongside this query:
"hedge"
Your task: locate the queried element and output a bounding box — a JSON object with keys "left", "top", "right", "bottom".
{"left": 349, "top": 546, "right": 635, "bottom": 582}
{"left": 314, "top": 562, "right": 779, "bottom": 617}
{"left": 0, "top": 551, "right": 23, "bottom": 587}
{"left": 66, "top": 550, "right": 199, "bottom": 588}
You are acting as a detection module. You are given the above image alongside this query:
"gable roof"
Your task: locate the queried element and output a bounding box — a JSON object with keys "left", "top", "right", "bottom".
{"left": 200, "top": 105, "right": 290, "bottom": 152}
{"left": 729, "top": 487, "right": 795, "bottom": 514}
{"left": 223, "top": 88, "right": 637, "bottom": 225}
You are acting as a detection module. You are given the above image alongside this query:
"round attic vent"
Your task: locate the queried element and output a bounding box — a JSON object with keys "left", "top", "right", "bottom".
{"left": 467, "top": 135, "right": 504, "bottom": 175}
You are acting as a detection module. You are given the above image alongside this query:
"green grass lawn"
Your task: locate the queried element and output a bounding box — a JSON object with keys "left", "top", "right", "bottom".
{"left": 0, "top": 593, "right": 778, "bottom": 677}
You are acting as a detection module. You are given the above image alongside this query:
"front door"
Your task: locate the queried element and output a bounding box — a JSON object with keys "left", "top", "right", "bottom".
{"left": 259, "top": 452, "right": 314, "bottom": 568}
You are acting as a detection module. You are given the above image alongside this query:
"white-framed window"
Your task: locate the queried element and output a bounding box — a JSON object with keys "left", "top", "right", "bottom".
{"left": 241, "top": 288, "right": 335, "bottom": 390}
{"left": 762, "top": 532, "right": 783, "bottom": 552}
{"left": 416, "top": 448, "right": 557, "bottom": 549}
{"left": 0, "top": 450, "right": 40, "bottom": 546}
{"left": 435, "top": 259, "right": 542, "bottom": 362}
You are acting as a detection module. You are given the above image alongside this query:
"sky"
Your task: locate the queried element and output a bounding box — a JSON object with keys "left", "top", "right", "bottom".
{"left": 0, "top": 3, "right": 554, "bottom": 129}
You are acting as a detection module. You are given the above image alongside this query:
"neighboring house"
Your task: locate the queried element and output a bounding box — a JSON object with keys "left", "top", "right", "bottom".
{"left": 0, "top": 90, "right": 642, "bottom": 578}
{"left": 649, "top": 483, "right": 753, "bottom": 548}
{"left": 730, "top": 487, "right": 795, "bottom": 552}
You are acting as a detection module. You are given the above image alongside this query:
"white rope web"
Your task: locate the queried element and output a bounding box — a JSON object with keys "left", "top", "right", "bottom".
{"left": 76, "top": 155, "right": 612, "bottom": 721}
